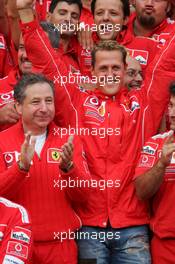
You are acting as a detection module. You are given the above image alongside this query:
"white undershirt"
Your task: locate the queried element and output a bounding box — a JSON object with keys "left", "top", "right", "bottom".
{"left": 32, "top": 131, "right": 47, "bottom": 157}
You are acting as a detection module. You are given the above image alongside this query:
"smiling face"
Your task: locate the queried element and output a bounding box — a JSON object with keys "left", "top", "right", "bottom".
{"left": 94, "top": 0, "right": 128, "bottom": 40}
{"left": 16, "top": 82, "right": 55, "bottom": 135}
{"left": 124, "top": 56, "right": 143, "bottom": 90}
{"left": 18, "top": 35, "right": 32, "bottom": 74}
{"left": 134, "top": 0, "right": 170, "bottom": 29}
{"left": 47, "top": 1, "right": 80, "bottom": 37}
{"left": 92, "top": 49, "right": 126, "bottom": 95}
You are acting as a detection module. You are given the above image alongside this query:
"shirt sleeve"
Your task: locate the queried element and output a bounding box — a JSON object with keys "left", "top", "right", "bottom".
{"left": 0, "top": 200, "right": 33, "bottom": 263}
{"left": 0, "top": 150, "right": 28, "bottom": 197}
{"left": 133, "top": 136, "right": 161, "bottom": 180}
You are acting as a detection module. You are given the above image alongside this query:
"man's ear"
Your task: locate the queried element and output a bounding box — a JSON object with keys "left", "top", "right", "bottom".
{"left": 123, "top": 16, "right": 129, "bottom": 26}
{"left": 46, "top": 12, "right": 51, "bottom": 22}
{"left": 15, "top": 102, "right": 22, "bottom": 115}
{"left": 166, "top": 2, "right": 172, "bottom": 14}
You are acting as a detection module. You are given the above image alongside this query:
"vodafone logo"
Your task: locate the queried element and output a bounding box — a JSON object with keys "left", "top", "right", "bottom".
{"left": 4, "top": 153, "right": 14, "bottom": 164}
{"left": 90, "top": 97, "right": 98, "bottom": 105}
{"left": 139, "top": 154, "right": 155, "bottom": 168}
{"left": 141, "top": 155, "right": 148, "bottom": 163}
{"left": 0, "top": 91, "right": 14, "bottom": 106}
{"left": 15, "top": 243, "right": 23, "bottom": 252}
{"left": 3, "top": 151, "right": 20, "bottom": 167}
{"left": 1, "top": 94, "right": 11, "bottom": 100}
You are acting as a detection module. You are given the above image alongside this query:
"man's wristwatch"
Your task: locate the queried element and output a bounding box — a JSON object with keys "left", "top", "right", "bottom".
{"left": 61, "top": 161, "right": 74, "bottom": 173}
{"left": 17, "top": 161, "right": 30, "bottom": 172}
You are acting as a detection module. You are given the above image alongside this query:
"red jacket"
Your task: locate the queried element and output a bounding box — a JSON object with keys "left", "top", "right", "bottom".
{"left": 35, "top": 0, "right": 51, "bottom": 21}
{"left": 80, "top": 7, "right": 94, "bottom": 26}
{"left": 0, "top": 197, "right": 32, "bottom": 263}
{"left": 134, "top": 131, "right": 175, "bottom": 239}
{"left": 0, "top": 121, "right": 90, "bottom": 241}
{"left": 0, "top": 34, "right": 14, "bottom": 78}
{"left": 56, "top": 36, "right": 81, "bottom": 75}
{"left": 20, "top": 19, "right": 175, "bottom": 228}
{"left": 0, "top": 67, "right": 21, "bottom": 131}
{"left": 127, "top": 13, "right": 175, "bottom": 48}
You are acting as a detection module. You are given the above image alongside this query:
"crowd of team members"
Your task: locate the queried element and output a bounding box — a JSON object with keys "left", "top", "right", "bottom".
{"left": 0, "top": 0, "right": 175, "bottom": 263}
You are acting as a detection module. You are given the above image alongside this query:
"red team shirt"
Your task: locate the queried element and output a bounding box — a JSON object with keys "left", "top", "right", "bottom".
{"left": 134, "top": 131, "right": 175, "bottom": 239}
{"left": 0, "top": 121, "right": 90, "bottom": 242}
{"left": 127, "top": 13, "right": 175, "bottom": 47}
{"left": 0, "top": 67, "right": 21, "bottom": 131}
{"left": 0, "top": 34, "right": 14, "bottom": 78}
{"left": 0, "top": 197, "right": 32, "bottom": 264}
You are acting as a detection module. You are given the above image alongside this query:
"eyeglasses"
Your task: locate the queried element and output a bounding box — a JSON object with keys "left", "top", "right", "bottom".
{"left": 126, "top": 69, "right": 143, "bottom": 79}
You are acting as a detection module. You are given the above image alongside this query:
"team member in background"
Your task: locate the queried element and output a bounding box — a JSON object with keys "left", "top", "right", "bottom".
{"left": 134, "top": 82, "right": 175, "bottom": 264}
{"left": 0, "top": 20, "right": 60, "bottom": 131}
{"left": 124, "top": 55, "right": 143, "bottom": 90}
{"left": 128, "top": 0, "right": 174, "bottom": 45}
{"left": 0, "top": 197, "right": 32, "bottom": 263}
{"left": 0, "top": 33, "right": 14, "bottom": 78}
{"left": 0, "top": 35, "right": 30, "bottom": 131}
{"left": 46, "top": 0, "right": 82, "bottom": 74}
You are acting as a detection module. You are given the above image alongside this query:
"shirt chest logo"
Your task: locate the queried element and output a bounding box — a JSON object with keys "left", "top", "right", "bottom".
{"left": 84, "top": 97, "right": 106, "bottom": 122}
{"left": 0, "top": 91, "right": 14, "bottom": 106}
{"left": 47, "top": 148, "right": 62, "bottom": 163}
{"left": 127, "top": 49, "right": 148, "bottom": 65}
{"left": 153, "top": 33, "right": 170, "bottom": 48}
{"left": 3, "top": 151, "right": 20, "bottom": 168}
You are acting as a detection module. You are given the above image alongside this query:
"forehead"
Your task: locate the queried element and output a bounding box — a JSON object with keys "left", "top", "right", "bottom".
{"left": 95, "top": 0, "right": 123, "bottom": 10}
{"left": 54, "top": 1, "right": 80, "bottom": 12}
{"left": 95, "top": 50, "right": 123, "bottom": 64}
{"left": 126, "top": 56, "right": 141, "bottom": 70}
{"left": 24, "top": 83, "right": 54, "bottom": 98}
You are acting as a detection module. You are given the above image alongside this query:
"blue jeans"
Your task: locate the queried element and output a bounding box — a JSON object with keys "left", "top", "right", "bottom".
{"left": 76, "top": 225, "right": 151, "bottom": 264}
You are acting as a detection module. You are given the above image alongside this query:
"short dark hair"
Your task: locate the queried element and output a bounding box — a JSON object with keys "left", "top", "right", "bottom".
{"left": 49, "top": 0, "right": 82, "bottom": 14}
{"left": 167, "top": 3, "right": 173, "bottom": 18}
{"left": 91, "top": 0, "right": 130, "bottom": 18}
{"left": 91, "top": 40, "right": 127, "bottom": 68}
{"left": 170, "top": 82, "right": 175, "bottom": 96}
{"left": 14, "top": 73, "right": 55, "bottom": 104}
{"left": 40, "top": 21, "right": 60, "bottom": 48}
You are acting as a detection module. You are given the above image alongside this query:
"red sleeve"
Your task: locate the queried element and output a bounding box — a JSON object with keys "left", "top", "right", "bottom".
{"left": 0, "top": 35, "right": 14, "bottom": 78}
{"left": 144, "top": 32, "right": 175, "bottom": 139}
{"left": 0, "top": 199, "right": 33, "bottom": 263}
{"left": 0, "top": 153, "right": 28, "bottom": 197}
{"left": 133, "top": 136, "right": 162, "bottom": 180}
{"left": 60, "top": 136, "right": 91, "bottom": 203}
{"left": 131, "top": 31, "right": 175, "bottom": 142}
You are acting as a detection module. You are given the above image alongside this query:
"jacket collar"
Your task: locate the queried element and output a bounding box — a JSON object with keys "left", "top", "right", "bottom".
{"left": 93, "top": 87, "right": 128, "bottom": 102}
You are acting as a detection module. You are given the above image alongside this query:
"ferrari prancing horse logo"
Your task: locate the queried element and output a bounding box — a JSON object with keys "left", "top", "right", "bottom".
{"left": 47, "top": 148, "right": 62, "bottom": 163}
{"left": 51, "top": 151, "right": 60, "bottom": 161}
